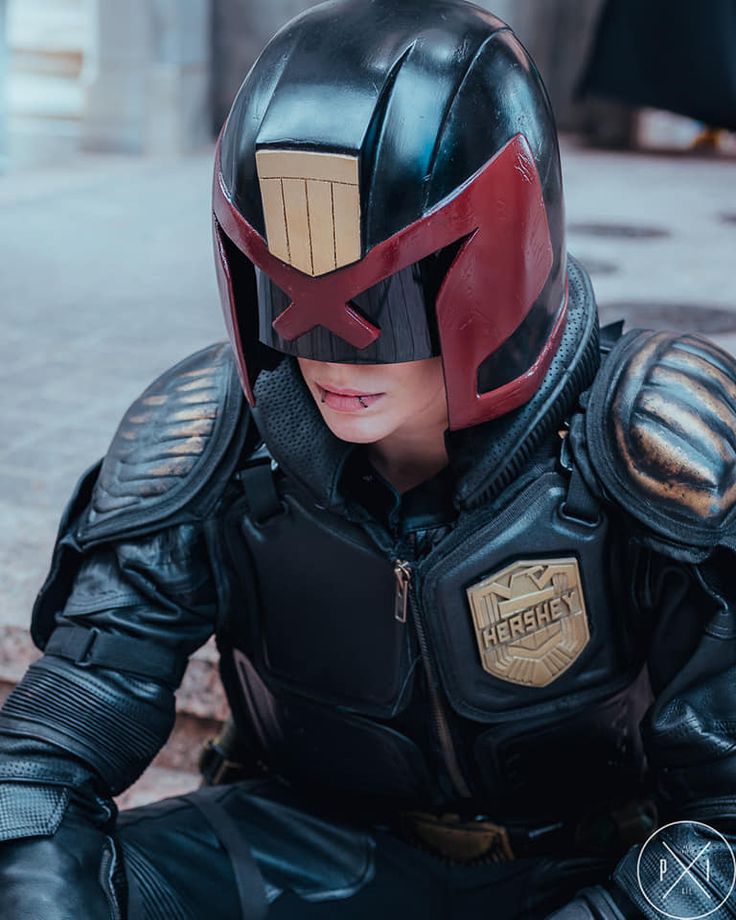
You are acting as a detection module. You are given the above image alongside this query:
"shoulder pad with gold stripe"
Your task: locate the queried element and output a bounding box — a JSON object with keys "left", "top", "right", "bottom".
{"left": 78, "top": 342, "right": 249, "bottom": 545}
{"left": 584, "top": 329, "right": 736, "bottom": 549}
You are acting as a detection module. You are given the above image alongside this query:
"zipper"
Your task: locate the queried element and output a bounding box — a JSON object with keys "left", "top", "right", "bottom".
{"left": 393, "top": 558, "right": 472, "bottom": 799}
{"left": 393, "top": 560, "right": 411, "bottom": 623}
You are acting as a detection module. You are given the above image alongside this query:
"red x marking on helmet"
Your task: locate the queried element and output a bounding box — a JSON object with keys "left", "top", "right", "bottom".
{"left": 214, "top": 133, "right": 562, "bottom": 428}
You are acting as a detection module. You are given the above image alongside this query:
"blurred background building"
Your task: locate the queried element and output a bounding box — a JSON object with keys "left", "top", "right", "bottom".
{"left": 3, "top": 0, "right": 733, "bottom": 169}
{"left": 0, "top": 0, "right": 639, "bottom": 167}
{"left": 0, "top": 0, "right": 734, "bottom": 806}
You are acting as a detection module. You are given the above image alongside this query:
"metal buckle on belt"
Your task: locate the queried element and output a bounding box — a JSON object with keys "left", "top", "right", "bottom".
{"left": 398, "top": 796, "right": 658, "bottom": 865}
{"left": 398, "top": 811, "right": 515, "bottom": 863}
{"left": 199, "top": 738, "right": 252, "bottom": 786}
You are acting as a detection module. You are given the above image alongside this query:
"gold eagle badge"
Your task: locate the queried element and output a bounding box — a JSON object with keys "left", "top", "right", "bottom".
{"left": 466, "top": 558, "right": 590, "bottom": 688}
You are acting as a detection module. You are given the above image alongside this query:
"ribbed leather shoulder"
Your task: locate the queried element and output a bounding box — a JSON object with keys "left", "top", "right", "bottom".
{"left": 584, "top": 329, "right": 736, "bottom": 549}
{"left": 78, "top": 342, "right": 248, "bottom": 545}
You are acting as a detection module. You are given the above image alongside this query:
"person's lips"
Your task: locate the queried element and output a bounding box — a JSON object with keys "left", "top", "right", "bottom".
{"left": 315, "top": 383, "right": 385, "bottom": 412}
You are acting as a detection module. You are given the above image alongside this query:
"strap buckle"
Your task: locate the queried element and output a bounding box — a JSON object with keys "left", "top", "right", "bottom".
{"left": 236, "top": 447, "right": 286, "bottom": 526}
{"left": 74, "top": 626, "right": 100, "bottom": 668}
{"left": 199, "top": 738, "right": 255, "bottom": 786}
{"left": 398, "top": 811, "right": 515, "bottom": 863}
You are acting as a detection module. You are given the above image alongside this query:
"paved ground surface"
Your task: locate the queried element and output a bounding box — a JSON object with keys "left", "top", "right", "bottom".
{"left": 0, "top": 151, "right": 227, "bottom": 804}
{"left": 0, "top": 153, "right": 223, "bottom": 626}
{"left": 0, "top": 138, "right": 735, "bottom": 803}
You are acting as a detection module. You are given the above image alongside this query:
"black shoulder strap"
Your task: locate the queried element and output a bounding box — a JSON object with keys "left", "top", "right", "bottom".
{"left": 236, "top": 445, "right": 285, "bottom": 525}
{"left": 599, "top": 320, "right": 625, "bottom": 356}
{"left": 559, "top": 426, "right": 601, "bottom": 526}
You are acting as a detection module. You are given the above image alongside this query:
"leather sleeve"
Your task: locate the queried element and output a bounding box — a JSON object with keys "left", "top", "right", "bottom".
{"left": 0, "top": 520, "right": 218, "bottom": 798}
{"left": 579, "top": 329, "right": 736, "bottom": 556}
{"left": 639, "top": 551, "right": 736, "bottom": 816}
{"left": 559, "top": 331, "right": 736, "bottom": 916}
{"left": 0, "top": 342, "right": 250, "bottom": 841}
{"left": 0, "top": 515, "right": 219, "bottom": 920}
{"left": 559, "top": 550, "right": 736, "bottom": 919}
{"left": 607, "top": 550, "right": 736, "bottom": 916}
{"left": 0, "top": 518, "right": 220, "bottom": 858}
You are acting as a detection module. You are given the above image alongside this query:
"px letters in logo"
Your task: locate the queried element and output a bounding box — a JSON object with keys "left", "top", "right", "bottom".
{"left": 636, "top": 821, "right": 736, "bottom": 919}
{"left": 466, "top": 558, "right": 590, "bottom": 688}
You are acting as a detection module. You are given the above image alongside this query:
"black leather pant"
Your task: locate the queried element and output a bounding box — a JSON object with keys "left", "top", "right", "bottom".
{"left": 117, "top": 780, "right": 615, "bottom": 920}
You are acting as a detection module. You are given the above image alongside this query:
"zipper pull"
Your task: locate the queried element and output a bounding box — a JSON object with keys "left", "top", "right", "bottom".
{"left": 393, "top": 560, "right": 412, "bottom": 623}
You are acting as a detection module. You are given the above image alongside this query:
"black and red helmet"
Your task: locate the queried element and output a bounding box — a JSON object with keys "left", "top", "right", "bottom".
{"left": 213, "top": 0, "right": 567, "bottom": 431}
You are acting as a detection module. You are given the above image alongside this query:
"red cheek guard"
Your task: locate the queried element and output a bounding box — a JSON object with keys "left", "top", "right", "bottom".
{"left": 213, "top": 133, "right": 567, "bottom": 430}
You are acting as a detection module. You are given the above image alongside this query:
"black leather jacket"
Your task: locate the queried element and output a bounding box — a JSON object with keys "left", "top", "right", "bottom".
{"left": 1, "top": 260, "right": 736, "bottom": 918}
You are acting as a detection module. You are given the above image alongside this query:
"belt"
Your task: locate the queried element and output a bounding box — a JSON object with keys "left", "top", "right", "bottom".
{"left": 396, "top": 797, "right": 658, "bottom": 865}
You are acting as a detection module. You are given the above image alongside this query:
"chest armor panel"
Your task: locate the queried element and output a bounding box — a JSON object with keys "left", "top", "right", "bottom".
{"left": 418, "top": 472, "right": 642, "bottom": 721}
{"left": 235, "top": 489, "right": 415, "bottom": 719}
{"left": 224, "top": 470, "right": 646, "bottom": 807}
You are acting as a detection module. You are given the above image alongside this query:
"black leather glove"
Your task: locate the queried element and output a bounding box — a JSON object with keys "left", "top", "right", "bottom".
{"left": 545, "top": 884, "right": 643, "bottom": 919}
{"left": 0, "top": 783, "right": 126, "bottom": 920}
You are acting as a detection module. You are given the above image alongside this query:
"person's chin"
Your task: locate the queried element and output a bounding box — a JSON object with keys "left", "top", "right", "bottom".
{"left": 319, "top": 407, "right": 390, "bottom": 444}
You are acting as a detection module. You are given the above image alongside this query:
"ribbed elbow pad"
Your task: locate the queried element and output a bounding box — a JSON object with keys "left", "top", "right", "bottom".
{"left": 0, "top": 655, "right": 175, "bottom": 794}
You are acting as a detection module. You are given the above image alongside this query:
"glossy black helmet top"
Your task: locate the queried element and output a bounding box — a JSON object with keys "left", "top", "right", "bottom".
{"left": 214, "top": 0, "right": 568, "bottom": 429}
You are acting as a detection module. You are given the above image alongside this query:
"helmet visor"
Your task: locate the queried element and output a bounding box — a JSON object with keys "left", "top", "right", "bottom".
{"left": 254, "top": 245, "right": 466, "bottom": 363}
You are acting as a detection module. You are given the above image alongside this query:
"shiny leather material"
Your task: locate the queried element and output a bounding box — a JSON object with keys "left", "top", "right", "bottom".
{"left": 545, "top": 885, "right": 634, "bottom": 919}
{"left": 579, "top": 329, "right": 736, "bottom": 550}
{"left": 0, "top": 344, "right": 251, "bottom": 811}
{"left": 118, "top": 781, "right": 376, "bottom": 916}
{"left": 0, "top": 451, "right": 226, "bottom": 853}
{"left": 473, "top": 673, "right": 651, "bottom": 820}
{"left": 0, "top": 791, "right": 126, "bottom": 920}
{"left": 419, "top": 474, "right": 625, "bottom": 717}
{"left": 236, "top": 488, "right": 413, "bottom": 715}
{"left": 0, "top": 656, "right": 175, "bottom": 794}
{"left": 0, "top": 506, "right": 221, "bottom": 802}
{"left": 79, "top": 341, "right": 249, "bottom": 546}
{"left": 203, "top": 781, "right": 375, "bottom": 901}
{"left": 220, "top": 459, "right": 652, "bottom": 819}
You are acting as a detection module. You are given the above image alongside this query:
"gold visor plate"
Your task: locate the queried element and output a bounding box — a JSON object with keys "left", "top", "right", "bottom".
{"left": 467, "top": 558, "right": 590, "bottom": 688}
{"left": 256, "top": 148, "right": 361, "bottom": 277}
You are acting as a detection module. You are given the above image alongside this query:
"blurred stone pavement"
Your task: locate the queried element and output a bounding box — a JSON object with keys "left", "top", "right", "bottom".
{"left": 0, "top": 140, "right": 735, "bottom": 806}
